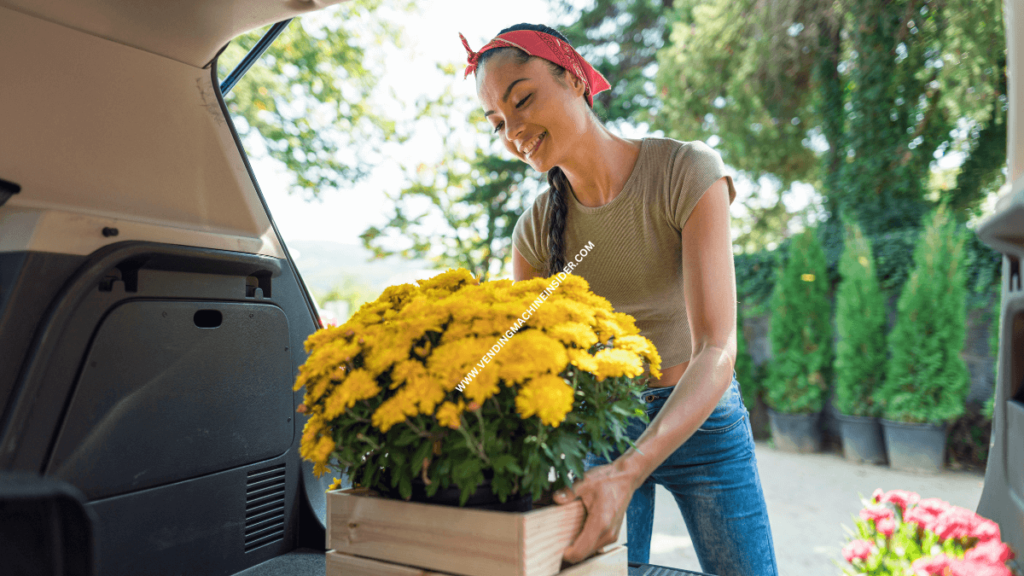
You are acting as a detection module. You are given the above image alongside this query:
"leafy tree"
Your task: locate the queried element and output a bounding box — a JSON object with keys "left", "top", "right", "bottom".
{"left": 654, "top": 0, "right": 1006, "bottom": 244}
{"left": 219, "top": 0, "right": 408, "bottom": 200}
{"left": 834, "top": 215, "right": 887, "bottom": 417}
{"left": 765, "top": 226, "right": 833, "bottom": 414}
{"left": 875, "top": 202, "right": 970, "bottom": 424}
{"left": 549, "top": 0, "right": 679, "bottom": 127}
{"left": 359, "top": 65, "right": 547, "bottom": 282}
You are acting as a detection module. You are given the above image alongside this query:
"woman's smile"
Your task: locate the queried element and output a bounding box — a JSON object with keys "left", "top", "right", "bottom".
{"left": 522, "top": 131, "right": 546, "bottom": 158}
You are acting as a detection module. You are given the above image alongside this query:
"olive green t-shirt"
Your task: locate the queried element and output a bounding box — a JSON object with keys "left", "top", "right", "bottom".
{"left": 512, "top": 137, "right": 737, "bottom": 368}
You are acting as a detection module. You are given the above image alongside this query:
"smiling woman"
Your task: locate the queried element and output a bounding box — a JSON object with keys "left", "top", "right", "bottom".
{"left": 462, "top": 23, "right": 778, "bottom": 576}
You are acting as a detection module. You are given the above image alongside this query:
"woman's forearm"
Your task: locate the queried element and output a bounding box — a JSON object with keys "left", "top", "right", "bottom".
{"left": 613, "top": 345, "right": 735, "bottom": 490}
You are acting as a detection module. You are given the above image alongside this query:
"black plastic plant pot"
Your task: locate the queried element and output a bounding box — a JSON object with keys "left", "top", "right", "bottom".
{"left": 836, "top": 413, "right": 887, "bottom": 465}
{"left": 767, "top": 409, "right": 822, "bottom": 453}
{"left": 880, "top": 419, "right": 948, "bottom": 474}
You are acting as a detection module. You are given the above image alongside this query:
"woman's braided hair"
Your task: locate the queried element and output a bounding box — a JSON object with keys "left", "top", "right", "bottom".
{"left": 476, "top": 23, "right": 594, "bottom": 278}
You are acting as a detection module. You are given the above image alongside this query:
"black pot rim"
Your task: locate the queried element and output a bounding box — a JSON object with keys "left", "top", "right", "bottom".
{"left": 834, "top": 412, "right": 881, "bottom": 423}
{"left": 767, "top": 408, "right": 821, "bottom": 419}
{"left": 879, "top": 418, "right": 947, "bottom": 431}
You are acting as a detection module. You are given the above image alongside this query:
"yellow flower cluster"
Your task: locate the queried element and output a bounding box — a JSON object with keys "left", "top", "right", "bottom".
{"left": 293, "top": 268, "right": 662, "bottom": 474}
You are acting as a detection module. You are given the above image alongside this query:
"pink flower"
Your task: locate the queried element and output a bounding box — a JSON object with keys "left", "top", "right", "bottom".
{"left": 933, "top": 506, "right": 979, "bottom": 540}
{"left": 876, "top": 516, "right": 896, "bottom": 537}
{"left": 912, "top": 554, "right": 951, "bottom": 576}
{"left": 917, "top": 498, "right": 953, "bottom": 515}
{"left": 872, "top": 488, "right": 885, "bottom": 503}
{"left": 842, "top": 539, "right": 876, "bottom": 563}
{"left": 860, "top": 503, "right": 895, "bottom": 522}
{"left": 880, "top": 489, "right": 921, "bottom": 514}
{"left": 947, "top": 558, "right": 1011, "bottom": 576}
{"left": 904, "top": 506, "right": 940, "bottom": 533}
{"left": 971, "top": 518, "right": 1002, "bottom": 543}
{"left": 965, "top": 540, "right": 1014, "bottom": 564}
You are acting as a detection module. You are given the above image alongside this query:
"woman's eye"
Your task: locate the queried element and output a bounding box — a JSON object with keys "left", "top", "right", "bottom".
{"left": 516, "top": 94, "right": 532, "bottom": 108}
{"left": 493, "top": 122, "right": 504, "bottom": 135}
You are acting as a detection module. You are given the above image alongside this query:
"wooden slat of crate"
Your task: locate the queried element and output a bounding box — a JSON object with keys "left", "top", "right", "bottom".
{"left": 559, "top": 546, "right": 627, "bottom": 576}
{"left": 324, "top": 546, "right": 627, "bottom": 576}
{"left": 327, "top": 488, "right": 588, "bottom": 576}
{"left": 326, "top": 550, "right": 453, "bottom": 575}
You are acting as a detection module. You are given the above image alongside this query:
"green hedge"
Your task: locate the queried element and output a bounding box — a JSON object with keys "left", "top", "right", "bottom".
{"left": 736, "top": 219, "right": 1002, "bottom": 318}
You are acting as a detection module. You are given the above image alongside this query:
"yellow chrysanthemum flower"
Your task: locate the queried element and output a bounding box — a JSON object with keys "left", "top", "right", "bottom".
{"left": 592, "top": 348, "right": 646, "bottom": 381}
{"left": 324, "top": 369, "right": 379, "bottom": 420}
{"left": 460, "top": 360, "right": 501, "bottom": 404}
{"left": 515, "top": 374, "right": 575, "bottom": 427}
{"left": 497, "top": 330, "right": 568, "bottom": 385}
{"left": 327, "top": 477, "right": 343, "bottom": 492}
{"left": 545, "top": 321, "right": 599, "bottom": 349}
{"left": 611, "top": 335, "right": 663, "bottom": 378}
{"left": 566, "top": 348, "right": 600, "bottom": 373}
{"left": 371, "top": 391, "right": 418, "bottom": 432}
{"left": 435, "top": 399, "right": 465, "bottom": 429}
{"left": 415, "top": 268, "right": 478, "bottom": 292}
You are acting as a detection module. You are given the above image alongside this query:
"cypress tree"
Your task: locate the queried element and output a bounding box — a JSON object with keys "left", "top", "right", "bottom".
{"left": 874, "top": 202, "right": 970, "bottom": 424}
{"left": 765, "top": 227, "right": 833, "bottom": 414}
{"left": 834, "top": 217, "right": 887, "bottom": 417}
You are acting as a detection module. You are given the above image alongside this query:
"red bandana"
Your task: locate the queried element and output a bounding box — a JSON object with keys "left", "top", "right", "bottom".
{"left": 459, "top": 30, "right": 611, "bottom": 107}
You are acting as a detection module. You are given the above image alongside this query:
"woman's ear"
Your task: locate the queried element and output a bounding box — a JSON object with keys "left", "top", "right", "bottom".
{"left": 568, "top": 72, "right": 587, "bottom": 99}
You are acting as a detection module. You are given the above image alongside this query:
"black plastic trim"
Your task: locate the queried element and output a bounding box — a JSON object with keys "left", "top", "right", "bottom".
{"left": 220, "top": 20, "right": 292, "bottom": 96}
{"left": 0, "top": 241, "right": 283, "bottom": 466}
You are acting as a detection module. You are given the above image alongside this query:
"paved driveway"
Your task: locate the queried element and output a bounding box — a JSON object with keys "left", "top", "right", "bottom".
{"left": 645, "top": 441, "right": 985, "bottom": 575}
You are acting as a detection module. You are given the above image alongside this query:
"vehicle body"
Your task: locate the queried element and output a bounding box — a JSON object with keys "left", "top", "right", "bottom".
{"left": 0, "top": 0, "right": 1020, "bottom": 575}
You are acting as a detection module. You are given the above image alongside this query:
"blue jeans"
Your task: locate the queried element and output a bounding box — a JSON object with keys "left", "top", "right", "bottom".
{"left": 583, "top": 371, "right": 778, "bottom": 576}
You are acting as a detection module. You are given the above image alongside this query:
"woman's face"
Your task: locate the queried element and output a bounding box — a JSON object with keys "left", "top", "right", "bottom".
{"left": 476, "top": 51, "right": 588, "bottom": 172}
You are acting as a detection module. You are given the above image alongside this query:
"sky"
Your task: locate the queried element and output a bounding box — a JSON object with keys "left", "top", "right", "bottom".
{"left": 242, "top": 0, "right": 991, "bottom": 254}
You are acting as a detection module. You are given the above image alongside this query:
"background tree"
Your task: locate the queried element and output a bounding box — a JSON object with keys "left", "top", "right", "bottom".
{"left": 219, "top": 0, "right": 409, "bottom": 200}
{"left": 875, "top": 202, "right": 970, "bottom": 424}
{"left": 652, "top": 0, "right": 1005, "bottom": 245}
{"left": 833, "top": 215, "right": 887, "bottom": 417}
{"left": 359, "top": 65, "right": 547, "bottom": 282}
{"left": 765, "top": 226, "right": 833, "bottom": 414}
{"left": 549, "top": 0, "right": 679, "bottom": 127}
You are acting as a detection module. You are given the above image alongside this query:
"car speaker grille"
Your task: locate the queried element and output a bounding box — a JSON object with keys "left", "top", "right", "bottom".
{"left": 245, "top": 464, "right": 286, "bottom": 552}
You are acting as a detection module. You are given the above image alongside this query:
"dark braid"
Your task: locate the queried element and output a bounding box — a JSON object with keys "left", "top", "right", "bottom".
{"left": 475, "top": 23, "right": 593, "bottom": 278}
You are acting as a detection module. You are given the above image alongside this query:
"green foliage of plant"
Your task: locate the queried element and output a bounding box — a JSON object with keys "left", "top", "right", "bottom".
{"left": 359, "top": 65, "right": 544, "bottom": 281}
{"left": 354, "top": 368, "right": 648, "bottom": 505}
{"left": 765, "top": 227, "right": 833, "bottom": 413}
{"left": 875, "top": 203, "right": 970, "bottom": 424}
{"left": 219, "top": 0, "right": 408, "bottom": 199}
{"left": 834, "top": 216, "right": 887, "bottom": 417}
{"left": 983, "top": 293, "right": 1000, "bottom": 420}
{"left": 735, "top": 305, "right": 759, "bottom": 411}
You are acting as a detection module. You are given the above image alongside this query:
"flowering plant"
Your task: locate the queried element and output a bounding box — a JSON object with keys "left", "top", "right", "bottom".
{"left": 840, "top": 488, "right": 1016, "bottom": 576}
{"left": 294, "top": 268, "right": 661, "bottom": 505}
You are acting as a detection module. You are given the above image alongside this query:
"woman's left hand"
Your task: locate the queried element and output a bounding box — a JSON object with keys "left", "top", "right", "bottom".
{"left": 552, "top": 459, "right": 638, "bottom": 563}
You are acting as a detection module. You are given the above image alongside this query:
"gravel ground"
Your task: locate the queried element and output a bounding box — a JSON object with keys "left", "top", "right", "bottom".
{"left": 644, "top": 441, "right": 985, "bottom": 575}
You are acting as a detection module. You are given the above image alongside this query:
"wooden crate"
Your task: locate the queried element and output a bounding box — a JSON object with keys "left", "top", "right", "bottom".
{"left": 325, "top": 546, "right": 628, "bottom": 576}
{"left": 326, "top": 488, "right": 626, "bottom": 576}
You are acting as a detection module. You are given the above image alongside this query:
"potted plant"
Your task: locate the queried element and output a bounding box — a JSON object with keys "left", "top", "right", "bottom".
{"left": 764, "top": 226, "right": 834, "bottom": 452}
{"left": 873, "top": 203, "right": 970, "bottom": 473}
{"left": 292, "top": 268, "right": 658, "bottom": 574}
{"left": 839, "top": 488, "right": 1015, "bottom": 575}
{"left": 834, "top": 216, "right": 888, "bottom": 464}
